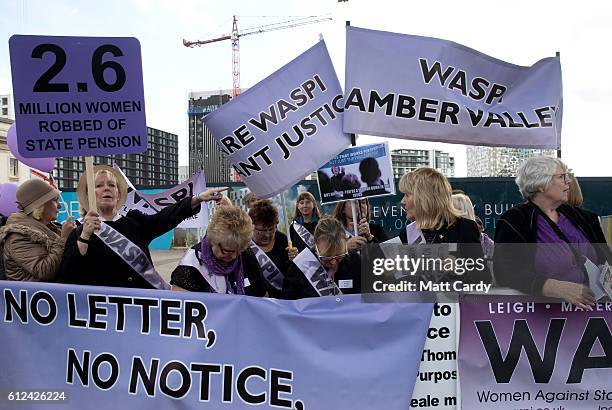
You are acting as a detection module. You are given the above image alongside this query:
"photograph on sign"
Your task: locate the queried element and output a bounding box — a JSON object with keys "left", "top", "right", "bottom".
{"left": 8, "top": 35, "right": 147, "bottom": 158}
{"left": 316, "top": 142, "right": 395, "bottom": 204}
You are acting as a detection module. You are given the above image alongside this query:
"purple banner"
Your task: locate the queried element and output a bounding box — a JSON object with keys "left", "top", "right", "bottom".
{"left": 9, "top": 35, "right": 147, "bottom": 157}
{"left": 459, "top": 297, "right": 611, "bottom": 410}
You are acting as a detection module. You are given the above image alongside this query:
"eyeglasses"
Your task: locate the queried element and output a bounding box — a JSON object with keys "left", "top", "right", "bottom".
{"left": 216, "top": 243, "right": 241, "bottom": 257}
{"left": 315, "top": 244, "right": 348, "bottom": 264}
{"left": 254, "top": 226, "right": 276, "bottom": 235}
{"left": 552, "top": 172, "right": 570, "bottom": 184}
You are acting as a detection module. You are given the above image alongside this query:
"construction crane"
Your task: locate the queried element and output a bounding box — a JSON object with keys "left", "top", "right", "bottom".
{"left": 183, "top": 15, "right": 332, "bottom": 97}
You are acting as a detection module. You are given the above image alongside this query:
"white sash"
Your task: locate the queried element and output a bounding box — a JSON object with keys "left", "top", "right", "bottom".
{"left": 249, "top": 241, "right": 284, "bottom": 291}
{"left": 292, "top": 222, "right": 315, "bottom": 250}
{"left": 95, "top": 222, "right": 170, "bottom": 290}
{"left": 292, "top": 248, "right": 343, "bottom": 296}
{"left": 406, "top": 221, "right": 426, "bottom": 244}
{"left": 178, "top": 249, "right": 229, "bottom": 294}
{"left": 344, "top": 228, "right": 355, "bottom": 239}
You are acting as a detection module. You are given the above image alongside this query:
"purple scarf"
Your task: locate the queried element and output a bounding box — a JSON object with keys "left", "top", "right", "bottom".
{"left": 200, "top": 237, "right": 245, "bottom": 295}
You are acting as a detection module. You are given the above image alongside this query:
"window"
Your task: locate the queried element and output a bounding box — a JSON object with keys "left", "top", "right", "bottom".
{"left": 1, "top": 97, "right": 7, "bottom": 105}
{"left": 1, "top": 108, "right": 7, "bottom": 116}
{"left": 9, "top": 158, "right": 19, "bottom": 177}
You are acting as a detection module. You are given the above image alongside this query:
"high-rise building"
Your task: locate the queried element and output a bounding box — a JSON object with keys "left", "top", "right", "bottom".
{"left": 0, "top": 94, "right": 14, "bottom": 120}
{"left": 0, "top": 118, "right": 37, "bottom": 185}
{"left": 53, "top": 126, "right": 178, "bottom": 190}
{"left": 188, "top": 90, "right": 233, "bottom": 183}
{"left": 466, "top": 147, "right": 556, "bottom": 177}
{"left": 391, "top": 149, "right": 455, "bottom": 178}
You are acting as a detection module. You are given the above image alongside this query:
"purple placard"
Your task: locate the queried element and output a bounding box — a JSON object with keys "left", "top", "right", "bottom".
{"left": 9, "top": 35, "right": 147, "bottom": 157}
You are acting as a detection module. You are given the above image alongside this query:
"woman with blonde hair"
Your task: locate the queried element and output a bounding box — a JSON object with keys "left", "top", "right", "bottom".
{"left": 0, "top": 179, "right": 75, "bottom": 281}
{"left": 451, "top": 193, "right": 476, "bottom": 221}
{"left": 171, "top": 205, "right": 266, "bottom": 295}
{"left": 290, "top": 191, "right": 322, "bottom": 252}
{"left": 60, "top": 165, "right": 226, "bottom": 289}
{"left": 398, "top": 167, "right": 490, "bottom": 283}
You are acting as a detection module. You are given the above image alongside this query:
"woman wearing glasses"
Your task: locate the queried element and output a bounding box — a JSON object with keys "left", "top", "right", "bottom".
{"left": 170, "top": 205, "right": 267, "bottom": 296}
{"left": 332, "top": 198, "right": 387, "bottom": 252}
{"left": 249, "top": 199, "right": 297, "bottom": 298}
{"left": 494, "top": 156, "right": 610, "bottom": 308}
{"left": 282, "top": 216, "right": 361, "bottom": 299}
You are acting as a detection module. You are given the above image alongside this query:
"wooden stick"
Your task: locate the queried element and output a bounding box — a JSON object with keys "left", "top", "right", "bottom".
{"left": 85, "top": 156, "right": 96, "bottom": 212}
{"left": 351, "top": 200, "right": 359, "bottom": 236}
{"left": 280, "top": 191, "right": 292, "bottom": 249}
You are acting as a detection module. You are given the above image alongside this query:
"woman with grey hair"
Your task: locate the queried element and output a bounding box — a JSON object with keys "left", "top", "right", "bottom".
{"left": 494, "top": 156, "right": 610, "bottom": 308}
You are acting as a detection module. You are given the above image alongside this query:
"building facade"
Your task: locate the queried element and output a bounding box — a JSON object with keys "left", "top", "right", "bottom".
{"left": 53, "top": 126, "right": 178, "bottom": 190}
{"left": 466, "top": 147, "right": 556, "bottom": 177}
{"left": 0, "top": 118, "right": 36, "bottom": 185}
{"left": 188, "top": 90, "right": 234, "bottom": 183}
{"left": 391, "top": 149, "right": 455, "bottom": 179}
{"left": 0, "top": 94, "right": 14, "bottom": 120}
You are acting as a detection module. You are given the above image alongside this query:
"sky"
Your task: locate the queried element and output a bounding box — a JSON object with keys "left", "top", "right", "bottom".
{"left": 1, "top": 0, "right": 611, "bottom": 176}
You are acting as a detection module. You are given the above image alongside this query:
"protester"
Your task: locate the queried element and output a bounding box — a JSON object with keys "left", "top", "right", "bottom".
{"left": 452, "top": 193, "right": 476, "bottom": 221}
{"left": 398, "top": 167, "right": 491, "bottom": 284}
{"left": 290, "top": 191, "right": 322, "bottom": 251}
{"left": 244, "top": 192, "right": 259, "bottom": 210}
{"left": 475, "top": 216, "right": 495, "bottom": 260}
{"left": 248, "top": 199, "right": 297, "bottom": 298}
{"left": 564, "top": 171, "right": 610, "bottom": 252}
{"left": 171, "top": 205, "right": 266, "bottom": 295}
{"left": 494, "top": 156, "right": 611, "bottom": 308}
{"left": 0, "top": 179, "right": 74, "bottom": 281}
{"left": 283, "top": 216, "right": 361, "bottom": 299}
{"left": 60, "top": 165, "right": 226, "bottom": 288}
{"left": 332, "top": 198, "right": 387, "bottom": 251}
{"left": 452, "top": 193, "right": 494, "bottom": 259}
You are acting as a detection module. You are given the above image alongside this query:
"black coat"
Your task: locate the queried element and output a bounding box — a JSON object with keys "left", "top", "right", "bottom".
{"left": 282, "top": 251, "right": 361, "bottom": 299}
{"left": 493, "top": 201, "right": 612, "bottom": 295}
{"left": 60, "top": 197, "right": 199, "bottom": 289}
{"left": 399, "top": 217, "right": 491, "bottom": 284}
{"left": 367, "top": 222, "right": 388, "bottom": 243}
{"left": 170, "top": 244, "right": 267, "bottom": 296}
{"left": 289, "top": 219, "right": 318, "bottom": 252}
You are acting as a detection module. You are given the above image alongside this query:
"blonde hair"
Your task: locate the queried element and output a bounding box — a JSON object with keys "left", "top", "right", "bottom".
{"left": 207, "top": 206, "right": 253, "bottom": 251}
{"left": 30, "top": 206, "right": 44, "bottom": 221}
{"left": 452, "top": 194, "right": 476, "bottom": 221}
{"left": 566, "top": 174, "right": 583, "bottom": 207}
{"left": 30, "top": 195, "right": 59, "bottom": 221}
{"left": 314, "top": 216, "right": 346, "bottom": 251}
{"left": 399, "top": 167, "right": 461, "bottom": 230}
{"left": 292, "top": 191, "right": 321, "bottom": 220}
{"left": 80, "top": 169, "right": 120, "bottom": 217}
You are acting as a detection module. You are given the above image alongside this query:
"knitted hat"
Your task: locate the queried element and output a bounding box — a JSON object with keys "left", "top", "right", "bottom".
{"left": 16, "top": 179, "right": 60, "bottom": 215}
{"left": 76, "top": 165, "right": 128, "bottom": 212}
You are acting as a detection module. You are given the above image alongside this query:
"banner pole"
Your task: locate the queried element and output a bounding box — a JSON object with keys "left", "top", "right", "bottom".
{"left": 351, "top": 200, "right": 359, "bottom": 236}
{"left": 280, "top": 191, "right": 292, "bottom": 249}
{"left": 556, "top": 51, "right": 561, "bottom": 159}
{"left": 85, "top": 156, "right": 96, "bottom": 212}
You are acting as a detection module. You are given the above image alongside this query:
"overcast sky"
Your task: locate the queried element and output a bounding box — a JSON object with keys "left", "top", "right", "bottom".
{"left": 1, "top": 0, "right": 611, "bottom": 176}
